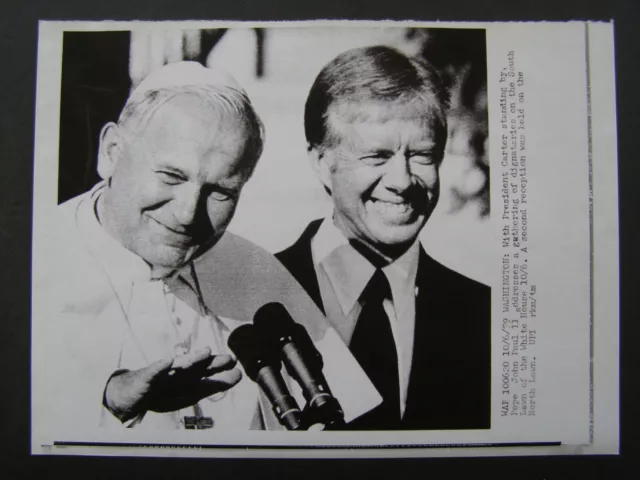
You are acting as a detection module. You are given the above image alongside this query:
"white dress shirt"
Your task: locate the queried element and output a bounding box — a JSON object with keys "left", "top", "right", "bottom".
{"left": 77, "top": 182, "right": 259, "bottom": 430}
{"left": 311, "top": 216, "right": 420, "bottom": 417}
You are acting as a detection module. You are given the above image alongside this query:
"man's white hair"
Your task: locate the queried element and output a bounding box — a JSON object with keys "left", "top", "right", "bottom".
{"left": 117, "top": 61, "right": 265, "bottom": 172}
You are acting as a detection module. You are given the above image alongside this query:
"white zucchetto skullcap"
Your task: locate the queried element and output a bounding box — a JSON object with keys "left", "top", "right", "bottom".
{"left": 129, "top": 61, "right": 245, "bottom": 98}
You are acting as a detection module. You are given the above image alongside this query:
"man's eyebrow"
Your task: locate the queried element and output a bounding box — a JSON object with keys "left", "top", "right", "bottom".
{"left": 359, "top": 148, "right": 395, "bottom": 156}
{"left": 208, "top": 175, "right": 245, "bottom": 191}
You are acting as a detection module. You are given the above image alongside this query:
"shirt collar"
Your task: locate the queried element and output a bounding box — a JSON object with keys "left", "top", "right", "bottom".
{"left": 311, "top": 215, "right": 420, "bottom": 317}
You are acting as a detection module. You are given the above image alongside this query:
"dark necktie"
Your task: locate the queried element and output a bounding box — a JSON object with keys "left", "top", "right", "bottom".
{"left": 347, "top": 269, "right": 401, "bottom": 429}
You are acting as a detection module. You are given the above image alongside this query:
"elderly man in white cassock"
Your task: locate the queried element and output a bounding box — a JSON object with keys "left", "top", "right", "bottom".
{"left": 35, "top": 62, "right": 265, "bottom": 434}
{"left": 34, "top": 62, "right": 380, "bottom": 440}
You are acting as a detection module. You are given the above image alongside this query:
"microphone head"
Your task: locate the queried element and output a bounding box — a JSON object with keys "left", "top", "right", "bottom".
{"left": 227, "top": 324, "right": 280, "bottom": 382}
{"left": 253, "top": 302, "right": 296, "bottom": 335}
{"left": 253, "top": 302, "right": 323, "bottom": 369}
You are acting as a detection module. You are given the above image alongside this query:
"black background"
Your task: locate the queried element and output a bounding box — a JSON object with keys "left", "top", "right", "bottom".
{"left": 0, "top": 1, "right": 636, "bottom": 479}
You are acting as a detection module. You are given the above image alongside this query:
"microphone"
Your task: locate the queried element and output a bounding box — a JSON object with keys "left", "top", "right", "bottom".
{"left": 227, "top": 324, "right": 304, "bottom": 430}
{"left": 253, "top": 303, "right": 345, "bottom": 428}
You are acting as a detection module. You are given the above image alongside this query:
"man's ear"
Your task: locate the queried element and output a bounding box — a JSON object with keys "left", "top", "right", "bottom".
{"left": 307, "top": 144, "right": 334, "bottom": 192}
{"left": 97, "top": 122, "right": 123, "bottom": 181}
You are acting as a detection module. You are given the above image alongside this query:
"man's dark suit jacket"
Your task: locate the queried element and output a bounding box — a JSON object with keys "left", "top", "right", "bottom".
{"left": 276, "top": 219, "right": 491, "bottom": 430}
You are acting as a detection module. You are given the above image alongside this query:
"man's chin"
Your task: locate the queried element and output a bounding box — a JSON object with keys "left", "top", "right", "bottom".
{"left": 144, "top": 247, "right": 197, "bottom": 274}
{"left": 372, "top": 223, "right": 423, "bottom": 250}
{"left": 375, "top": 214, "right": 425, "bottom": 237}
{"left": 347, "top": 229, "right": 421, "bottom": 266}
{"left": 151, "top": 239, "right": 222, "bottom": 269}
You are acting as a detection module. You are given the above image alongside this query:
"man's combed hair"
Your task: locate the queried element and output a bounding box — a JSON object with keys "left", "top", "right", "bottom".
{"left": 304, "top": 45, "right": 450, "bottom": 150}
{"left": 118, "top": 84, "right": 265, "bottom": 173}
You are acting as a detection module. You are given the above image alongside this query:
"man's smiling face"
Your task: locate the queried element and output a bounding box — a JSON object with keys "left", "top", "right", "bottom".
{"left": 317, "top": 101, "right": 445, "bottom": 259}
{"left": 99, "top": 94, "right": 253, "bottom": 274}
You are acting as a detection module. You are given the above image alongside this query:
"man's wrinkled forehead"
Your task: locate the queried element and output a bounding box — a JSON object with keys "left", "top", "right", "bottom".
{"left": 326, "top": 98, "right": 447, "bottom": 145}
{"left": 122, "top": 91, "right": 249, "bottom": 149}
{"left": 126, "top": 94, "right": 253, "bottom": 170}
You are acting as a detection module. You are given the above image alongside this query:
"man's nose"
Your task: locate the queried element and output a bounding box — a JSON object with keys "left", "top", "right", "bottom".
{"left": 382, "top": 153, "right": 413, "bottom": 192}
{"left": 173, "top": 184, "right": 202, "bottom": 226}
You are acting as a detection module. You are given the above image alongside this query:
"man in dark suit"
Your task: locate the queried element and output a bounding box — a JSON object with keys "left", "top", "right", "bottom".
{"left": 276, "top": 46, "right": 491, "bottom": 431}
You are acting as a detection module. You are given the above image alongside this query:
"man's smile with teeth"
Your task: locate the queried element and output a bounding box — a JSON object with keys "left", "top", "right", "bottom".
{"left": 369, "top": 198, "right": 413, "bottom": 215}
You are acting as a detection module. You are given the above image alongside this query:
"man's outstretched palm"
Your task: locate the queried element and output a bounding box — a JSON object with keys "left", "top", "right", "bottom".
{"left": 104, "top": 348, "right": 242, "bottom": 422}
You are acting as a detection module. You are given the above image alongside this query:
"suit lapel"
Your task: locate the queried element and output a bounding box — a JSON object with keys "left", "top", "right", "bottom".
{"left": 402, "top": 248, "right": 491, "bottom": 430}
{"left": 403, "top": 248, "right": 458, "bottom": 429}
{"left": 275, "top": 219, "right": 325, "bottom": 313}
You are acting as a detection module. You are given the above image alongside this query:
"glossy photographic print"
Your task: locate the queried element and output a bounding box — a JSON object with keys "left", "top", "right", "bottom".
{"left": 31, "top": 20, "right": 618, "bottom": 458}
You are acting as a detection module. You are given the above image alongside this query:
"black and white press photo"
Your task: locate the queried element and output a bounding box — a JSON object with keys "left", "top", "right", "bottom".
{"left": 31, "top": 21, "right": 618, "bottom": 457}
